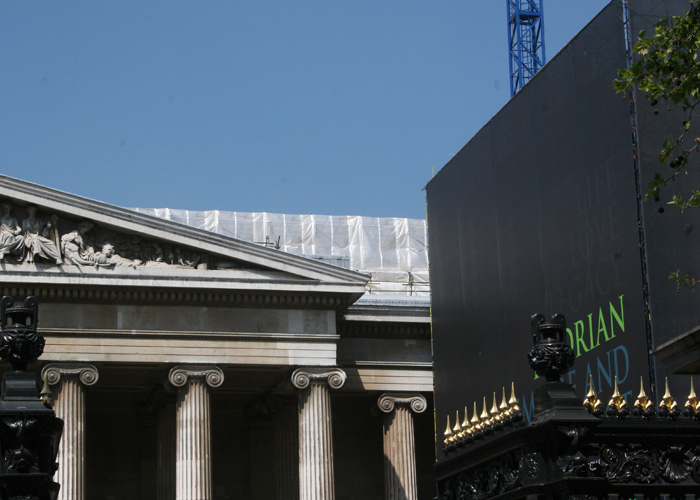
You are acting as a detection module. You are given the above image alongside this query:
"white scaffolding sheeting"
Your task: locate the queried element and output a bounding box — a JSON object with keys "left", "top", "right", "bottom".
{"left": 132, "top": 208, "right": 430, "bottom": 296}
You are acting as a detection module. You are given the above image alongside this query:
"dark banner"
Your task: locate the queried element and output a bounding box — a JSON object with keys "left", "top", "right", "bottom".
{"left": 630, "top": 0, "right": 700, "bottom": 361}
{"left": 427, "top": 1, "right": 651, "bottom": 438}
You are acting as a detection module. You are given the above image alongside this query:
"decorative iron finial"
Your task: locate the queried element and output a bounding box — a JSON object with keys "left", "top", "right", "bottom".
{"left": 480, "top": 396, "right": 493, "bottom": 434}
{"left": 443, "top": 415, "right": 454, "bottom": 444}
{"left": 499, "top": 387, "right": 509, "bottom": 416}
{"left": 460, "top": 406, "right": 471, "bottom": 436}
{"left": 480, "top": 396, "right": 489, "bottom": 421}
{"left": 490, "top": 392, "right": 500, "bottom": 421}
{"left": 583, "top": 375, "right": 603, "bottom": 415}
{"left": 527, "top": 313, "right": 575, "bottom": 381}
{"left": 632, "top": 376, "right": 654, "bottom": 418}
{"left": 0, "top": 296, "right": 64, "bottom": 498}
{"left": 685, "top": 378, "right": 699, "bottom": 418}
{"left": 0, "top": 296, "right": 45, "bottom": 370}
{"left": 508, "top": 382, "right": 520, "bottom": 412}
{"left": 659, "top": 377, "right": 680, "bottom": 419}
{"left": 452, "top": 410, "right": 463, "bottom": 436}
{"left": 470, "top": 401, "right": 481, "bottom": 432}
{"left": 606, "top": 376, "right": 629, "bottom": 417}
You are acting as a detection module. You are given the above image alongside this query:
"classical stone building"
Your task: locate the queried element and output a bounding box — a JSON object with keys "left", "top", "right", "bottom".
{"left": 0, "top": 175, "right": 434, "bottom": 500}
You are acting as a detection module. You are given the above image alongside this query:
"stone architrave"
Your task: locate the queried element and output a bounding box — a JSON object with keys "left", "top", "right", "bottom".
{"left": 42, "top": 363, "right": 99, "bottom": 500}
{"left": 291, "top": 368, "right": 346, "bottom": 500}
{"left": 168, "top": 365, "right": 224, "bottom": 500}
{"left": 377, "top": 394, "right": 427, "bottom": 500}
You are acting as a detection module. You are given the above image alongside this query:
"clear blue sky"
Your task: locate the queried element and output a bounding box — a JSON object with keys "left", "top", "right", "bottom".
{"left": 2, "top": 1, "right": 611, "bottom": 219}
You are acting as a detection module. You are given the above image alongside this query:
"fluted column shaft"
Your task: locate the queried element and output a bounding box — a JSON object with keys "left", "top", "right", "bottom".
{"left": 272, "top": 402, "right": 299, "bottom": 500}
{"left": 42, "top": 363, "right": 99, "bottom": 500}
{"left": 169, "top": 366, "right": 224, "bottom": 500}
{"left": 377, "top": 394, "right": 427, "bottom": 500}
{"left": 292, "top": 368, "right": 346, "bottom": 500}
{"left": 157, "top": 398, "right": 176, "bottom": 500}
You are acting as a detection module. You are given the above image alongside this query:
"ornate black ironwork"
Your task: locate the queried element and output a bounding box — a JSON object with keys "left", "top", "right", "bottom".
{"left": 0, "top": 297, "right": 44, "bottom": 371}
{"left": 0, "top": 296, "right": 63, "bottom": 500}
{"left": 528, "top": 313, "right": 575, "bottom": 381}
{"left": 436, "top": 312, "right": 700, "bottom": 500}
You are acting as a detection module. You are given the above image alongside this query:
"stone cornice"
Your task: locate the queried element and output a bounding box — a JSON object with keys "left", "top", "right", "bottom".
{"left": 40, "top": 328, "right": 340, "bottom": 343}
{"left": 377, "top": 393, "right": 428, "bottom": 414}
{"left": 337, "top": 321, "right": 430, "bottom": 339}
{"left": 42, "top": 363, "right": 99, "bottom": 386}
{"left": 0, "top": 285, "right": 353, "bottom": 310}
{"left": 168, "top": 365, "right": 224, "bottom": 388}
{"left": 291, "top": 367, "right": 346, "bottom": 390}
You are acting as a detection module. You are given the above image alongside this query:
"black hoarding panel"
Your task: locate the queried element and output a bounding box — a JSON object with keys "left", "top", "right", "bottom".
{"left": 428, "top": 0, "right": 650, "bottom": 444}
{"left": 629, "top": 0, "right": 700, "bottom": 353}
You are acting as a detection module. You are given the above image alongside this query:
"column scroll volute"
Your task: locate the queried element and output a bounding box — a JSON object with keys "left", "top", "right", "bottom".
{"left": 377, "top": 393, "right": 427, "bottom": 414}
{"left": 41, "top": 363, "right": 99, "bottom": 386}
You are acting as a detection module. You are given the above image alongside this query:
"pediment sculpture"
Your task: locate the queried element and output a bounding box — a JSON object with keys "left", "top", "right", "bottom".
{"left": 0, "top": 201, "right": 243, "bottom": 271}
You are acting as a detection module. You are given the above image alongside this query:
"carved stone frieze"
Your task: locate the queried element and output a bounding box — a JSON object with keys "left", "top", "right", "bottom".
{"left": 0, "top": 200, "right": 246, "bottom": 271}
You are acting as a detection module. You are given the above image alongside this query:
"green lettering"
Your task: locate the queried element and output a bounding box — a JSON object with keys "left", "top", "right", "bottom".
{"left": 588, "top": 312, "right": 599, "bottom": 350}
{"left": 597, "top": 307, "right": 609, "bottom": 345}
{"left": 608, "top": 294, "right": 624, "bottom": 339}
{"left": 575, "top": 320, "right": 589, "bottom": 357}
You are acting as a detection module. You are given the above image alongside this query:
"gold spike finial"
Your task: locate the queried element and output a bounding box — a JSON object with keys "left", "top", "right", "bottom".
{"left": 460, "top": 406, "right": 471, "bottom": 434}
{"left": 499, "top": 387, "right": 509, "bottom": 413}
{"left": 452, "top": 410, "right": 463, "bottom": 436}
{"left": 634, "top": 376, "right": 653, "bottom": 412}
{"left": 607, "top": 376, "right": 628, "bottom": 414}
{"left": 443, "top": 415, "right": 454, "bottom": 444}
{"left": 470, "top": 401, "right": 481, "bottom": 430}
{"left": 508, "top": 382, "right": 520, "bottom": 412}
{"left": 583, "top": 374, "right": 602, "bottom": 413}
{"left": 686, "top": 378, "right": 699, "bottom": 414}
{"left": 480, "top": 396, "right": 489, "bottom": 421}
{"left": 490, "top": 392, "right": 500, "bottom": 421}
{"left": 660, "top": 377, "right": 678, "bottom": 412}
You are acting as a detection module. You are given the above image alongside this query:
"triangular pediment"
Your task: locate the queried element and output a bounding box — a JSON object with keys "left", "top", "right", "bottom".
{"left": 0, "top": 175, "right": 368, "bottom": 302}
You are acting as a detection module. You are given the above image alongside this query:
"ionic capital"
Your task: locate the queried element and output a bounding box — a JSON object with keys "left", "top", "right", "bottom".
{"left": 377, "top": 393, "right": 427, "bottom": 414}
{"left": 291, "top": 367, "right": 346, "bottom": 390}
{"left": 42, "top": 363, "right": 99, "bottom": 387}
{"left": 168, "top": 365, "right": 224, "bottom": 388}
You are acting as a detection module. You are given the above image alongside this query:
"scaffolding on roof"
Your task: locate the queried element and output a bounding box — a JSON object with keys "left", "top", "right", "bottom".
{"left": 132, "top": 208, "right": 430, "bottom": 297}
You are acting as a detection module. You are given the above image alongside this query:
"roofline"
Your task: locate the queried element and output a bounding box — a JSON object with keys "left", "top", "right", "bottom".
{"left": 0, "top": 175, "right": 370, "bottom": 286}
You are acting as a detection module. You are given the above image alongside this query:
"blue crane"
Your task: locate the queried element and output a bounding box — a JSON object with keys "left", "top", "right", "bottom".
{"left": 507, "top": 0, "right": 546, "bottom": 96}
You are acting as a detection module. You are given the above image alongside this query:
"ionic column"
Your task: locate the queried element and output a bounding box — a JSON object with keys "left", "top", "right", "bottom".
{"left": 377, "top": 394, "right": 427, "bottom": 500}
{"left": 291, "top": 368, "right": 346, "bottom": 500}
{"left": 42, "top": 363, "right": 99, "bottom": 500}
{"left": 168, "top": 365, "right": 224, "bottom": 500}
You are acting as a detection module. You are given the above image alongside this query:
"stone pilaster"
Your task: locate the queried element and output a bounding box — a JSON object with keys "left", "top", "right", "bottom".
{"left": 42, "top": 363, "right": 99, "bottom": 500}
{"left": 291, "top": 368, "right": 346, "bottom": 500}
{"left": 377, "top": 394, "right": 427, "bottom": 500}
{"left": 168, "top": 365, "right": 224, "bottom": 500}
{"left": 270, "top": 397, "right": 299, "bottom": 500}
